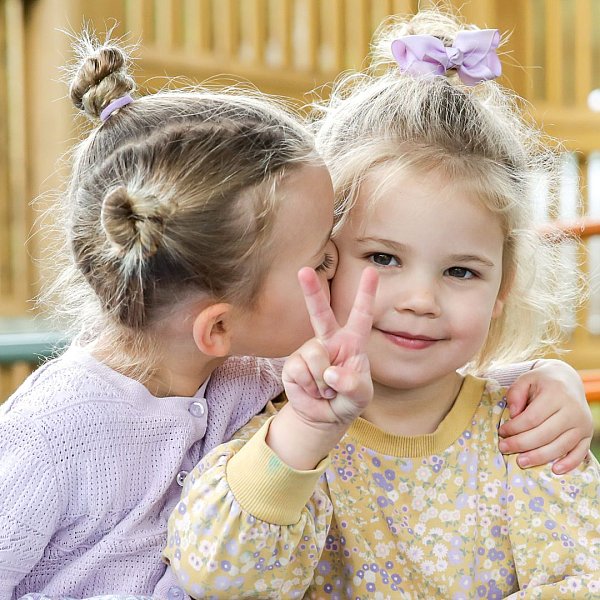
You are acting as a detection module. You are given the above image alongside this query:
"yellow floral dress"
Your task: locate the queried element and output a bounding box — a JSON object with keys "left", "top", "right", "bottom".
{"left": 165, "top": 376, "right": 600, "bottom": 599}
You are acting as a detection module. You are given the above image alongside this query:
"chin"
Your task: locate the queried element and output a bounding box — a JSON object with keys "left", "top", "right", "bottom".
{"left": 372, "top": 371, "right": 431, "bottom": 390}
{"left": 372, "top": 364, "right": 458, "bottom": 391}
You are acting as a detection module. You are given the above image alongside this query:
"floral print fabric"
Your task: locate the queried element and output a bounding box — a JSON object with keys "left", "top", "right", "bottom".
{"left": 165, "top": 378, "right": 600, "bottom": 599}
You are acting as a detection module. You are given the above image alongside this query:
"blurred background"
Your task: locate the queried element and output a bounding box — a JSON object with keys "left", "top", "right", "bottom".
{"left": 0, "top": 0, "right": 598, "bottom": 448}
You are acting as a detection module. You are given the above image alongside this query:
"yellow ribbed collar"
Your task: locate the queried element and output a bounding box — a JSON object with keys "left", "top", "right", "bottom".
{"left": 347, "top": 375, "right": 486, "bottom": 457}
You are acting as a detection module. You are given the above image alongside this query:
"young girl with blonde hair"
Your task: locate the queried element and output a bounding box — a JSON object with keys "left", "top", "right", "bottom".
{"left": 165, "top": 9, "right": 600, "bottom": 599}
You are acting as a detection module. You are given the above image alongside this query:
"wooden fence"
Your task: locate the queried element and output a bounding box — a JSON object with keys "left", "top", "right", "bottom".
{"left": 0, "top": 0, "right": 598, "bottom": 399}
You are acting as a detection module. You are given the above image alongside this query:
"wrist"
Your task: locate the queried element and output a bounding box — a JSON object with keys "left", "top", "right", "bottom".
{"left": 266, "top": 403, "right": 348, "bottom": 470}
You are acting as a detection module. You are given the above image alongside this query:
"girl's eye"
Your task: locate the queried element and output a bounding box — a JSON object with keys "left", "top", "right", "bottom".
{"left": 445, "top": 266, "right": 476, "bottom": 279}
{"left": 369, "top": 253, "right": 399, "bottom": 267}
{"left": 316, "top": 253, "right": 335, "bottom": 272}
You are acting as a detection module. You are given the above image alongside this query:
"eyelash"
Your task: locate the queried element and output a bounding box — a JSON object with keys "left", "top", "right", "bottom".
{"left": 366, "top": 254, "right": 479, "bottom": 279}
{"left": 316, "top": 253, "right": 335, "bottom": 272}
{"left": 445, "top": 267, "right": 478, "bottom": 279}
{"left": 368, "top": 253, "right": 399, "bottom": 267}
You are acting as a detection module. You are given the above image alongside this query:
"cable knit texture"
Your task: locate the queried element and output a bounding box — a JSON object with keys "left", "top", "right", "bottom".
{"left": 0, "top": 345, "right": 282, "bottom": 599}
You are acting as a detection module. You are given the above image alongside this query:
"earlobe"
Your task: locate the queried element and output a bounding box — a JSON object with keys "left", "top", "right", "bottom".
{"left": 192, "top": 303, "right": 233, "bottom": 357}
{"left": 491, "top": 298, "right": 504, "bottom": 319}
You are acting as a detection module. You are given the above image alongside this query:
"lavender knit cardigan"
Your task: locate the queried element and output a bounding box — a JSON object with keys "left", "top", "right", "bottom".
{"left": 0, "top": 345, "right": 283, "bottom": 599}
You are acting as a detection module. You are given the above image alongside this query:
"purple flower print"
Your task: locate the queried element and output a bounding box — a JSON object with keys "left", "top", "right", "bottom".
{"left": 528, "top": 496, "right": 544, "bottom": 512}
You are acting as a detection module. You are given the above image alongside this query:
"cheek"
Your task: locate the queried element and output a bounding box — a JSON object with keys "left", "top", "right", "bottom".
{"left": 451, "top": 294, "right": 498, "bottom": 341}
{"left": 330, "top": 270, "right": 359, "bottom": 323}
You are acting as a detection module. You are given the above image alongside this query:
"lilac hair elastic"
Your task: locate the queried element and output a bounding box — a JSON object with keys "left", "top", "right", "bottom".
{"left": 100, "top": 94, "right": 134, "bottom": 122}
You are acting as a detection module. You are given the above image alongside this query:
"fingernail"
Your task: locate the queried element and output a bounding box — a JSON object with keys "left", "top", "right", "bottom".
{"left": 553, "top": 465, "right": 565, "bottom": 475}
{"left": 517, "top": 456, "right": 530, "bottom": 468}
{"left": 323, "top": 368, "right": 338, "bottom": 386}
{"left": 498, "top": 441, "right": 508, "bottom": 452}
{"left": 323, "top": 387, "right": 336, "bottom": 399}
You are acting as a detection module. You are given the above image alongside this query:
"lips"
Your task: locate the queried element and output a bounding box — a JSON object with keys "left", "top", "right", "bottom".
{"left": 377, "top": 329, "right": 442, "bottom": 350}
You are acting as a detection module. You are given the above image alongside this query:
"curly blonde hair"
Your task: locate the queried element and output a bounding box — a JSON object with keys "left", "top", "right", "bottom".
{"left": 314, "top": 9, "right": 582, "bottom": 371}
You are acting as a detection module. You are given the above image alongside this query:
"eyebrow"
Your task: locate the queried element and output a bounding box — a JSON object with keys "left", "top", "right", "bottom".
{"left": 446, "top": 254, "right": 496, "bottom": 268}
{"left": 355, "top": 236, "right": 408, "bottom": 255}
{"left": 356, "top": 237, "right": 496, "bottom": 267}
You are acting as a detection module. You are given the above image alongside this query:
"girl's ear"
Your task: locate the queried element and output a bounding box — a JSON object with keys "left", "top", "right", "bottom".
{"left": 192, "top": 303, "right": 233, "bottom": 357}
{"left": 491, "top": 298, "right": 504, "bottom": 319}
{"left": 494, "top": 262, "right": 514, "bottom": 319}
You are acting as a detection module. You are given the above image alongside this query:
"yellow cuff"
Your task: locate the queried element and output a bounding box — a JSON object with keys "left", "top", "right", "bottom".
{"left": 227, "top": 417, "right": 328, "bottom": 525}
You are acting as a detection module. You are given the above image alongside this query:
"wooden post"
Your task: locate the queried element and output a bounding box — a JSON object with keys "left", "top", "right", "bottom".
{"left": 22, "top": 0, "right": 89, "bottom": 307}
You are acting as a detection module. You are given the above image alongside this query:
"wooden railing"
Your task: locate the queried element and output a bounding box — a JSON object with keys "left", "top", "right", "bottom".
{"left": 581, "top": 370, "right": 600, "bottom": 404}
{"left": 0, "top": 0, "right": 599, "bottom": 402}
{"left": 544, "top": 217, "right": 600, "bottom": 402}
{"left": 0, "top": 318, "right": 66, "bottom": 401}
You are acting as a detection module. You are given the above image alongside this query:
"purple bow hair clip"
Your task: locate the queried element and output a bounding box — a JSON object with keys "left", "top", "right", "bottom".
{"left": 391, "top": 29, "right": 501, "bottom": 86}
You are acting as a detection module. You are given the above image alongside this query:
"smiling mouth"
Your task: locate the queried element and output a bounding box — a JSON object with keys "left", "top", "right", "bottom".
{"left": 377, "top": 329, "right": 442, "bottom": 350}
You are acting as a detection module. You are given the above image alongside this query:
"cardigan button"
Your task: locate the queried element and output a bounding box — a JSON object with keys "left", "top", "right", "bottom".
{"left": 167, "top": 586, "right": 184, "bottom": 600}
{"left": 189, "top": 400, "right": 206, "bottom": 418}
{"left": 176, "top": 470, "right": 189, "bottom": 487}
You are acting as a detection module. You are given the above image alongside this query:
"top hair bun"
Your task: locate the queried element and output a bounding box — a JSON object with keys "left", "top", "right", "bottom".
{"left": 69, "top": 44, "right": 135, "bottom": 121}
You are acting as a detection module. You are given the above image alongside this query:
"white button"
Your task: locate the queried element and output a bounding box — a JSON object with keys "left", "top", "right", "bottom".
{"left": 189, "top": 401, "right": 206, "bottom": 418}
{"left": 168, "top": 586, "right": 184, "bottom": 600}
{"left": 176, "top": 470, "right": 189, "bottom": 486}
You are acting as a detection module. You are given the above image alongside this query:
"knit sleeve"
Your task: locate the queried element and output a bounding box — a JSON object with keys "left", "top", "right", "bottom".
{"left": 0, "top": 414, "right": 62, "bottom": 596}
{"left": 503, "top": 452, "right": 600, "bottom": 598}
{"left": 481, "top": 361, "right": 535, "bottom": 386}
{"left": 164, "top": 415, "right": 333, "bottom": 599}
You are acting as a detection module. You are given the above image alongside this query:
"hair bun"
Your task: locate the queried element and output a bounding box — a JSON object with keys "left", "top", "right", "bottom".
{"left": 69, "top": 43, "right": 135, "bottom": 120}
{"left": 101, "top": 186, "right": 171, "bottom": 259}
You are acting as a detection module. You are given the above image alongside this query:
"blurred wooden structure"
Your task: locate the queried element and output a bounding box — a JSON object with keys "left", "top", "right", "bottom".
{"left": 0, "top": 0, "right": 599, "bottom": 400}
{"left": 546, "top": 217, "right": 600, "bottom": 403}
{"left": 581, "top": 370, "right": 600, "bottom": 403}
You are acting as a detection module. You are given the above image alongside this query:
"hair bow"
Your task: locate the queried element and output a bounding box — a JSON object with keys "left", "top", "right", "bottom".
{"left": 391, "top": 29, "right": 501, "bottom": 86}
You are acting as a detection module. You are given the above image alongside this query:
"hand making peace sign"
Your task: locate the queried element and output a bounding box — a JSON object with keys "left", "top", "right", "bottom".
{"left": 282, "top": 266, "right": 379, "bottom": 427}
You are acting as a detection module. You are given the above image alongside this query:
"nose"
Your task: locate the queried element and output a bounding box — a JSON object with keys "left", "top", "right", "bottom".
{"left": 394, "top": 275, "right": 441, "bottom": 318}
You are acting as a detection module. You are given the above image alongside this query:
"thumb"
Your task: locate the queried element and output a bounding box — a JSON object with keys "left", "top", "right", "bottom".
{"left": 324, "top": 365, "right": 372, "bottom": 403}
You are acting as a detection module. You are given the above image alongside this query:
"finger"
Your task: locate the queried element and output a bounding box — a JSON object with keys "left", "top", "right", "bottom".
{"left": 344, "top": 267, "right": 379, "bottom": 342}
{"left": 498, "top": 410, "right": 564, "bottom": 454}
{"left": 325, "top": 365, "right": 371, "bottom": 402}
{"left": 502, "top": 378, "right": 534, "bottom": 420}
{"left": 498, "top": 395, "right": 558, "bottom": 437}
{"left": 298, "top": 267, "right": 339, "bottom": 341}
{"left": 323, "top": 365, "right": 361, "bottom": 395}
{"left": 299, "top": 340, "right": 337, "bottom": 398}
{"left": 282, "top": 354, "right": 321, "bottom": 399}
{"left": 514, "top": 428, "right": 583, "bottom": 469}
{"left": 552, "top": 438, "right": 593, "bottom": 475}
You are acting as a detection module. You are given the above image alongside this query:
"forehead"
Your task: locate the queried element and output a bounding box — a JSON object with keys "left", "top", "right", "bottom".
{"left": 345, "top": 165, "right": 503, "bottom": 244}
{"left": 271, "top": 163, "right": 334, "bottom": 248}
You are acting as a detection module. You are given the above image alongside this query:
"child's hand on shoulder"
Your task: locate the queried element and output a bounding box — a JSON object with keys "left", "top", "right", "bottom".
{"left": 268, "top": 267, "right": 378, "bottom": 470}
{"left": 498, "top": 359, "right": 593, "bottom": 474}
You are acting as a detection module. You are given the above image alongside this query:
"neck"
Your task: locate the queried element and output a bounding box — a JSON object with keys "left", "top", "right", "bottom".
{"left": 361, "top": 371, "right": 464, "bottom": 436}
{"left": 92, "top": 333, "right": 226, "bottom": 398}
{"left": 144, "top": 352, "right": 226, "bottom": 397}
